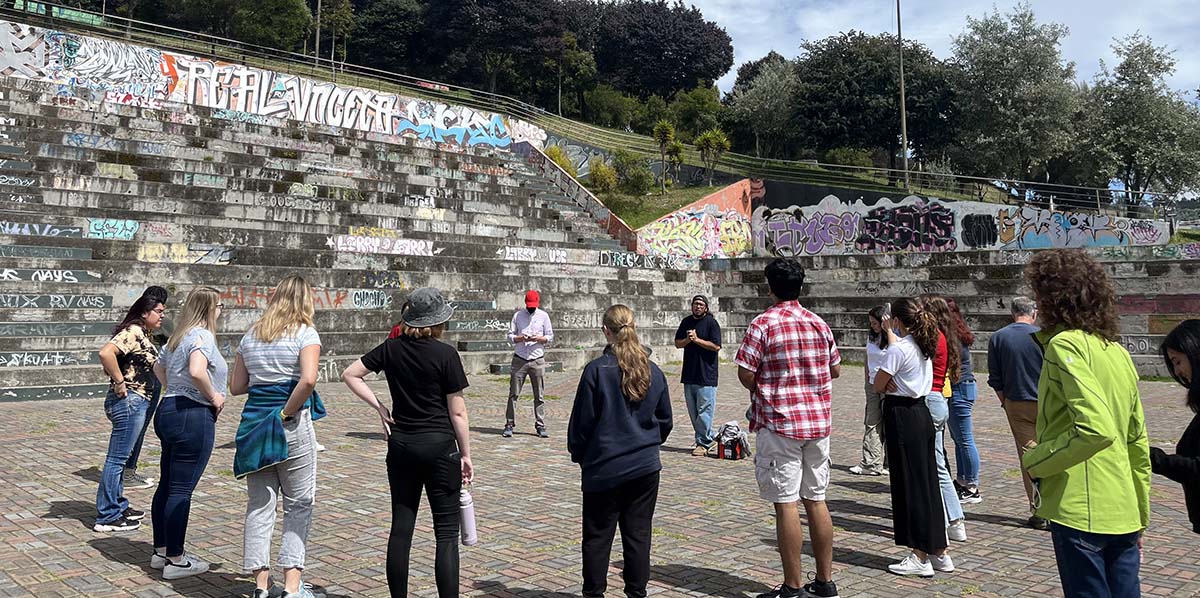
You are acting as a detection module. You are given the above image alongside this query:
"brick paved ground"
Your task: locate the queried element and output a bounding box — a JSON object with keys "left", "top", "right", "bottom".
{"left": 2, "top": 363, "right": 1198, "bottom": 598}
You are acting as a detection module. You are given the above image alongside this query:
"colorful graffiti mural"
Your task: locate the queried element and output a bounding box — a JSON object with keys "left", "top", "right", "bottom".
{"left": 0, "top": 20, "right": 543, "bottom": 149}
{"left": 638, "top": 179, "right": 754, "bottom": 259}
{"left": 753, "top": 195, "right": 1171, "bottom": 257}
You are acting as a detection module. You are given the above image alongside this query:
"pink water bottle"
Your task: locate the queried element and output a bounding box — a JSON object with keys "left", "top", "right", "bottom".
{"left": 460, "top": 488, "right": 478, "bottom": 546}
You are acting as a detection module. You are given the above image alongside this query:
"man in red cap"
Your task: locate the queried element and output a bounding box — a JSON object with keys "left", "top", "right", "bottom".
{"left": 504, "top": 290, "right": 555, "bottom": 438}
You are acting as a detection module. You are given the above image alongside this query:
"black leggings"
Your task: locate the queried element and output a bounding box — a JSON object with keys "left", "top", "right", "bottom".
{"left": 386, "top": 432, "right": 462, "bottom": 597}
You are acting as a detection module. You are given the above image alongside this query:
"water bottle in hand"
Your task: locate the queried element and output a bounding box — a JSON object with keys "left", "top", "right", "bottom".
{"left": 460, "top": 488, "right": 478, "bottom": 546}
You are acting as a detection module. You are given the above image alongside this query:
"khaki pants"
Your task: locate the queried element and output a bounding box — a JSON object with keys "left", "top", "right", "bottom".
{"left": 1003, "top": 398, "right": 1038, "bottom": 510}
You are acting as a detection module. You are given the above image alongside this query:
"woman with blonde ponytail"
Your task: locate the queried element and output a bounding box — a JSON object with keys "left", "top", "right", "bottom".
{"left": 874, "top": 297, "right": 954, "bottom": 578}
{"left": 568, "top": 304, "right": 673, "bottom": 598}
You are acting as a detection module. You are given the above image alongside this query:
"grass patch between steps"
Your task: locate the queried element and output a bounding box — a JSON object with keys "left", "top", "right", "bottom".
{"left": 591, "top": 185, "right": 722, "bottom": 230}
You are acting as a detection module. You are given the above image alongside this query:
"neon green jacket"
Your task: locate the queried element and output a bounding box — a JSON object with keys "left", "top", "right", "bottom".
{"left": 1022, "top": 327, "right": 1151, "bottom": 534}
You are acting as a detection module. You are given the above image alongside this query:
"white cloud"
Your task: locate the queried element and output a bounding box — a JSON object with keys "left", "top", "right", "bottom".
{"left": 686, "top": 0, "right": 1200, "bottom": 96}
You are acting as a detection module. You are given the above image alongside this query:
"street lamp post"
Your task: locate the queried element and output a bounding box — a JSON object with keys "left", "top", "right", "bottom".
{"left": 897, "top": 0, "right": 911, "bottom": 189}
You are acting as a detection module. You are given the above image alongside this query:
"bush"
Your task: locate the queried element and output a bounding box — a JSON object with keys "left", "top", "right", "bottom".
{"left": 611, "top": 149, "right": 655, "bottom": 195}
{"left": 822, "top": 147, "right": 874, "bottom": 169}
{"left": 545, "top": 145, "right": 578, "bottom": 178}
{"left": 589, "top": 157, "right": 618, "bottom": 192}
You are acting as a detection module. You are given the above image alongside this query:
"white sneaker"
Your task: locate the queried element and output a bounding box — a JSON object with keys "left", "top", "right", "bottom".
{"left": 948, "top": 519, "right": 967, "bottom": 542}
{"left": 162, "top": 557, "right": 209, "bottom": 580}
{"left": 929, "top": 553, "right": 955, "bottom": 572}
{"left": 888, "top": 552, "right": 934, "bottom": 577}
{"left": 848, "top": 464, "right": 884, "bottom": 476}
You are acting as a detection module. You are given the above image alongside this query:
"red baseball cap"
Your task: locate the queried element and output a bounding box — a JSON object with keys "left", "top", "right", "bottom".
{"left": 525, "top": 290, "right": 540, "bottom": 308}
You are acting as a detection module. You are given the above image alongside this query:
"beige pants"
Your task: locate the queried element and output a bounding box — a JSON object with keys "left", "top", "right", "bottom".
{"left": 1003, "top": 398, "right": 1038, "bottom": 510}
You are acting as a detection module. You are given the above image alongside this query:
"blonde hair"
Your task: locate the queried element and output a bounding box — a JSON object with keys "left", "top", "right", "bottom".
{"left": 401, "top": 323, "right": 446, "bottom": 338}
{"left": 254, "top": 275, "right": 315, "bottom": 343}
{"left": 603, "top": 304, "right": 650, "bottom": 402}
{"left": 167, "top": 287, "right": 221, "bottom": 351}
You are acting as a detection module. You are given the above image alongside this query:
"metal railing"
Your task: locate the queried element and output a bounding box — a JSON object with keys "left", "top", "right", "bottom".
{"left": 1, "top": 1, "right": 1179, "bottom": 216}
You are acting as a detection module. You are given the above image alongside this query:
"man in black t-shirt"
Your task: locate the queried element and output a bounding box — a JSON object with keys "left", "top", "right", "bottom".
{"left": 674, "top": 294, "right": 722, "bottom": 456}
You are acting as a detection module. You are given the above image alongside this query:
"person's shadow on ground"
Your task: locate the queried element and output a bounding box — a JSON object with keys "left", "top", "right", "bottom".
{"left": 649, "top": 564, "right": 772, "bottom": 598}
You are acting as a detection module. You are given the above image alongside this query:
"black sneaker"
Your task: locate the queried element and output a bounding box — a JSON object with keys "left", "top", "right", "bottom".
{"left": 757, "top": 584, "right": 801, "bottom": 598}
{"left": 123, "top": 507, "right": 145, "bottom": 521}
{"left": 958, "top": 485, "right": 982, "bottom": 504}
{"left": 537, "top": 427, "right": 549, "bottom": 438}
{"left": 502, "top": 426, "right": 513, "bottom": 438}
{"left": 93, "top": 516, "right": 140, "bottom": 532}
{"left": 801, "top": 576, "right": 840, "bottom": 598}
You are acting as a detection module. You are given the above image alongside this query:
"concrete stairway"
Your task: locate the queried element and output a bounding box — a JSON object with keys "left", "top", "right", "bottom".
{"left": 0, "top": 77, "right": 713, "bottom": 401}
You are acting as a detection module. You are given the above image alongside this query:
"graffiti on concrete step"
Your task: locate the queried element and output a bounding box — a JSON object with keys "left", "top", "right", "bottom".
{"left": 0, "top": 245, "right": 90, "bottom": 259}
{"left": 0, "top": 220, "right": 82, "bottom": 237}
{"left": 597, "top": 250, "right": 686, "bottom": 270}
{"left": 360, "top": 271, "right": 407, "bottom": 290}
{"left": 64, "top": 132, "right": 119, "bottom": 150}
{"left": 136, "top": 243, "right": 232, "bottom": 265}
{"left": 499, "top": 246, "right": 567, "bottom": 264}
{"left": 0, "top": 294, "right": 110, "bottom": 308}
{"left": 351, "top": 289, "right": 392, "bottom": 310}
{"left": 0, "top": 174, "right": 35, "bottom": 187}
{"left": 329, "top": 234, "right": 440, "bottom": 257}
{"left": 86, "top": 218, "right": 139, "bottom": 240}
{"left": 0, "top": 322, "right": 111, "bottom": 336}
{"left": 0, "top": 350, "right": 88, "bottom": 367}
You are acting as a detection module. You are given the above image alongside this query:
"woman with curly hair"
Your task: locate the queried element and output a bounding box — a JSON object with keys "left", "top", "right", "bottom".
{"left": 1020, "top": 249, "right": 1149, "bottom": 598}
{"left": 945, "top": 298, "right": 981, "bottom": 505}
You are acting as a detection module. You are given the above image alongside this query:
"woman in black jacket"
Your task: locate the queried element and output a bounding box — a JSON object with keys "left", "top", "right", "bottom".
{"left": 1152, "top": 319, "right": 1200, "bottom": 534}
{"left": 568, "top": 304, "right": 673, "bottom": 598}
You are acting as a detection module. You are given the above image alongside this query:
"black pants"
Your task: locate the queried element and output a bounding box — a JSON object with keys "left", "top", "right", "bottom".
{"left": 882, "top": 396, "right": 947, "bottom": 555}
{"left": 582, "top": 471, "right": 660, "bottom": 598}
{"left": 386, "top": 432, "right": 462, "bottom": 597}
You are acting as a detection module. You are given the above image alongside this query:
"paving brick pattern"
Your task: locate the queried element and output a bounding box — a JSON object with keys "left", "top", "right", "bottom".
{"left": 2, "top": 363, "right": 1198, "bottom": 597}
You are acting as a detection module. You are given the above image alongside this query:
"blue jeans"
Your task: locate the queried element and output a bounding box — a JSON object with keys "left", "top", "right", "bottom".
{"left": 947, "top": 380, "right": 980, "bottom": 485}
{"left": 96, "top": 389, "right": 151, "bottom": 523}
{"left": 151, "top": 395, "right": 216, "bottom": 557}
{"left": 925, "top": 393, "right": 963, "bottom": 525}
{"left": 125, "top": 382, "right": 161, "bottom": 471}
{"left": 683, "top": 384, "right": 716, "bottom": 447}
{"left": 1050, "top": 522, "right": 1141, "bottom": 598}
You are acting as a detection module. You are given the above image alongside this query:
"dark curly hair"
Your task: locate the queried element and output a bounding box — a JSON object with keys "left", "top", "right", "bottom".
{"left": 1025, "top": 249, "right": 1120, "bottom": 342}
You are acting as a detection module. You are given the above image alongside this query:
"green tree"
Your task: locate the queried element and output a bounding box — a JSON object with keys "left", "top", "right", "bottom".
{"left": 347, "top": 0, "right": 424, "bottom": 71}
{"left": 665, "top": 140, "right": 685, "bottom": 183}
{"left": 1083, "top": 34, "right": 1200, "bottom": 201}
{"left": 652, "top": 120, "right": 675, "bottom": 194}
{"left": 727, "top": 58, "right": 798, "bottom": 157}
{"left": 952, "top": 3, "right": 1076, "bottom": 189}
{"left": 790, "top": 31, "right": 958, "bottom": 171}
{"left": 230, "top": 0, "right": 313, "bottom": 51}
{"left": 670, "top": 84, "right": 723, "bottom": 142}
{"left": 694, "top": 128, "right": 730, "bottom": 186}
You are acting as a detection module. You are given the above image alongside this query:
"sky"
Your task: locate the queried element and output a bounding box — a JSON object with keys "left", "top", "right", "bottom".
{"left": 688, "top": 0, "right": 1200, "bottom": 97}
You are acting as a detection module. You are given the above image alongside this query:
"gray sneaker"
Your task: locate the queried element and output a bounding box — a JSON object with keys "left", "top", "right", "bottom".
{"left": 162, "top": 557, "right": 209, "bottom": 580}
{"left": 123, "top": 469, "right": 155, "bottom": 489}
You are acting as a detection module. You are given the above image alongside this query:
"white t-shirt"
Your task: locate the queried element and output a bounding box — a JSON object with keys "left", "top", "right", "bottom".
{"left": 878, "top": 335, "right": 933, "bottom": 398}
{"left": 238, "top": 324, "right": 322, "bottom": 387}
{"left": 865, "top": 339, "right": 888, "bottom": 384}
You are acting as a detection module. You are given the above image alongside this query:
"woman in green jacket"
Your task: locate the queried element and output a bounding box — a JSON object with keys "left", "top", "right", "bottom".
{"left": 1021, "top": 249, "right": 1150, "bottom": 598}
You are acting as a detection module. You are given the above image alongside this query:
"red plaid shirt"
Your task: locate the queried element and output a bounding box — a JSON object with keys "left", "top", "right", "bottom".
{"left": 735, "top": 300, "right": 840, "bottom": 440}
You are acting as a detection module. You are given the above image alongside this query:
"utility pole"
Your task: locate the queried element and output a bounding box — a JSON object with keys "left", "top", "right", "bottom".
{"left": 314, "top": 0, "right": 322, "bottom": 67}
{"left": 897, "top": 0, "right": 911, "bottom": 190}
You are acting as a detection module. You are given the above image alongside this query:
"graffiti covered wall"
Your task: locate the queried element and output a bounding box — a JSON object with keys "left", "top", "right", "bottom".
{"left": 754, "top": 194, "right": 1171, "bottom": 257}
{"left": 638, "top": 179, "right": 754, "bottom": 259}
{"left": 0, "top": 20, "right": 543, "bottom": 149}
